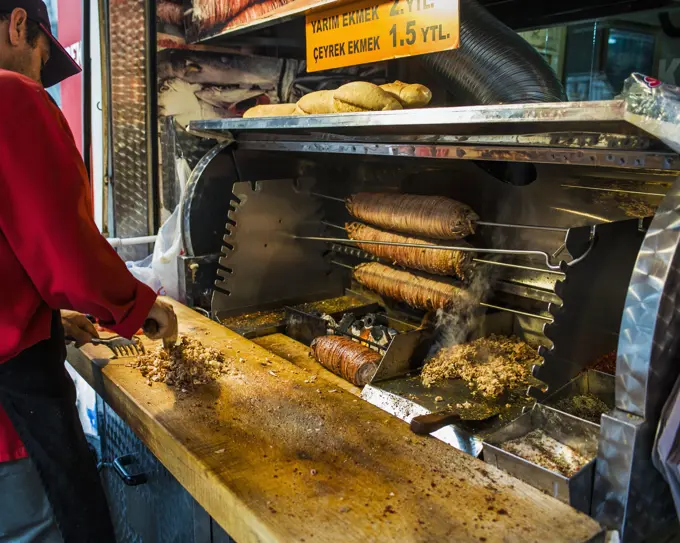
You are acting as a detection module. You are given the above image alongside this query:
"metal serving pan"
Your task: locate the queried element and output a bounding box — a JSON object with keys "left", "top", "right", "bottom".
{"left": 483, "top": 404, "right": 599, "bottom": 514}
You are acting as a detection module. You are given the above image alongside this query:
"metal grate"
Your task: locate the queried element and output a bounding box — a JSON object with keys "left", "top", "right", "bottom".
{"left": 97, "top": 399, "right": 234, "bottom": 542}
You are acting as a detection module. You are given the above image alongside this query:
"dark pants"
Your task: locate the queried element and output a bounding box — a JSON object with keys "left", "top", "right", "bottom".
{"left": 0, "top": 458, "right": 63, "bottom": 543}
{"left": 0, "top": 313, "right": 115, "bottom": 543}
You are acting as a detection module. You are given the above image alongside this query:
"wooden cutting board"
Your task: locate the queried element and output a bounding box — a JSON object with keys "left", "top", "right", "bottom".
{"left": 70, "top": 299, "right": 603, "bottom": 543}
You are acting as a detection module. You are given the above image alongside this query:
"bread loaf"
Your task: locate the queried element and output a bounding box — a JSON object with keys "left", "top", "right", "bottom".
{"left": 243, "top": 103, "right": 298, "bottom": 118}
{"left": 332, "top": 82, "right": 402, "bottom": 112}
{"left": 296, "top": 90, "right": 335, "bottom": 115}
{"left": 380, "top": 81, "right": 432, "bottom": 108}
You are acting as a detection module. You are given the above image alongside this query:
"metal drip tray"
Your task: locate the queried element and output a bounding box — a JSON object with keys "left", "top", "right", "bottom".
{"left": 483, "top": 404, "right": 599, "bottom": 514}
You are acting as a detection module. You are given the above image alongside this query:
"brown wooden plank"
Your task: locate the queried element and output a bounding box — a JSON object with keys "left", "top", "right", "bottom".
{"left": 69, "top": 300, "right": 603, "bottom": 543}
{"left": 252, "top": 333, "right": 362, "bottom": 397}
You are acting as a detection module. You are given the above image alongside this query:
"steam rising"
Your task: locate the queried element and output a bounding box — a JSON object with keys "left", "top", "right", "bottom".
{"left": 428, "top": 256, "right": 501, "bottom": 358}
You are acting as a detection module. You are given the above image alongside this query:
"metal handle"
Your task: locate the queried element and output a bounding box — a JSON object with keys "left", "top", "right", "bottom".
{"left": 410, "top": 412, "right": 462, "bottom": 435}
{"left": 297, "top": 230, "right": 596, "bottom": 271}
{"left": 112, "top": 454, "right": 148, "bottom": 486}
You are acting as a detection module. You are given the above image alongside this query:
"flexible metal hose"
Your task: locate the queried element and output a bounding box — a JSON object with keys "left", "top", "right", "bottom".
{"left": 419, "top": 0, "right": 566, "bottom": 105}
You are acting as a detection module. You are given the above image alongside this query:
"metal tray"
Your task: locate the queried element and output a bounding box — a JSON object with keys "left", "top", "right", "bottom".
{"left": 543, "top": 370, "right": 615, "bottom": 424}
{"left": 190, "top": 101, "right": 641, "bottom": 138}
{"left": 361, "top": 311, "right": 539, "bottom": 457}
{"left": 483, "top": 404, "right": 599, "bottom": 514}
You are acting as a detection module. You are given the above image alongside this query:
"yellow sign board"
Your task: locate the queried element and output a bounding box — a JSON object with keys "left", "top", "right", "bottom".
{"left": 306, "top": 0, "right": 459, "bottom": 72}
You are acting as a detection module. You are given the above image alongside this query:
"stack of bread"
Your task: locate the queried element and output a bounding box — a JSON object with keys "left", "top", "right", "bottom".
{"left": 243, "top": 80, "right": 432, "bottom": 118}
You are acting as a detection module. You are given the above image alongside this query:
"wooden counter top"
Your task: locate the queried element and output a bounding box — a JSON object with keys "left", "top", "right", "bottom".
{"left": 68, "top": 300, "right": 603, "bottom": 543}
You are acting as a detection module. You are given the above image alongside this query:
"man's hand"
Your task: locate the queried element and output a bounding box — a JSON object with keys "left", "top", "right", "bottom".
{"left": 143, "top": 297, "right": 178, "bottom": 342}
{"left": 62, "top": 310, "right": 99, "bottom": 347}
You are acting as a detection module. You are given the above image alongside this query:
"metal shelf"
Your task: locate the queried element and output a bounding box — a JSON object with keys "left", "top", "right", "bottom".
{"left": 188, "top": 100, "right": 680, "bottom": 170}
{"left": 190, "top": 100, "right": 641, "bottom": 138}
{"left": 235, "top": 138, "right": 677, "bottom": 170}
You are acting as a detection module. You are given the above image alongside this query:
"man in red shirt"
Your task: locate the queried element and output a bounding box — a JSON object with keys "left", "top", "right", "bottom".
{"left": 0, "top": 0, "right": 178, "bottom": 541}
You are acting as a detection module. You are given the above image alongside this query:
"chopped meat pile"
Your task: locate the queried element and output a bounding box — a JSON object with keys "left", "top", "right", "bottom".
{"left": 554, "top": 394, "right": 609, "bottom": 424}
{"left": 588, "top": 351, "right": 616, "bottom": 375}
{"left": 133, "top": 336, "right": 230, "bottom": 388}
{"left": 421, "top": 335, "right": 541, "bottom": 399}
{"left": 501, "top": 429, "right": 592, "bottom": 478}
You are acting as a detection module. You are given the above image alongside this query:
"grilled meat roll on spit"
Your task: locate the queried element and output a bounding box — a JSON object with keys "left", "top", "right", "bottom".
{"left": 311, "top": 336, "right": 381, "bottom": 386}
{"left": 353, "top": 262, "right": 476, "bottom": 313}
{"left": 346, "top": 222, "right": 473, "bottom": 279}
{"left": 346, "top": 193, "right": 480, "bottom": 240}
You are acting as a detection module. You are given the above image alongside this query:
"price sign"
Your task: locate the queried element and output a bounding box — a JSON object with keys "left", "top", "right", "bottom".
{"left": 306, "top": 0, "right": 459, "bottom": 72}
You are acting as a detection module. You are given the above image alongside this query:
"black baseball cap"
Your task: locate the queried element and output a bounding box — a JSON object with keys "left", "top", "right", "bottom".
{"left": 0, "top": 0, "right": 81, "bottom": 87}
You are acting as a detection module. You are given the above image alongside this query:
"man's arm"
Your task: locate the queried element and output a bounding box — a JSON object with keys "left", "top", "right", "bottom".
{"left": 0, "top": 73, "right": 162, "bottom": 338}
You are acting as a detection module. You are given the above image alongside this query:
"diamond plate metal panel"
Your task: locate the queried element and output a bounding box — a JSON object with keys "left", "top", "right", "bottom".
{"left": 98, "top": 399, "right": 219, "bottom": 543}
{"left": 109, "top": 0, "right": 154, "bottom": 261}
{"left": 590, "top": 177, "right": 680, "bottom": 541}
{"left": 593, "top": 411, "right": 675, "bottom": 542}
{"left": 615, "top": 178, "right": 680, "bottom": 419}
{"left": 616, "top": 180, "right": 680, "bottom": 420}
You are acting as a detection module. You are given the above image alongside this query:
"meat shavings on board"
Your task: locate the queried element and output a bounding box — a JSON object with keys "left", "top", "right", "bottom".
{"left": 501, "top": 429, "right": 592, "bottom": 478}
{"left": 133, "top": 336, "right": 232, "bottom": 388}
{"left": 422, "top": 335, "right": 541, "bottom": 399}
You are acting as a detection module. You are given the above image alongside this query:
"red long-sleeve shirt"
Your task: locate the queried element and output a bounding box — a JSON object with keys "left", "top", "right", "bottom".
{"left": 0, "top": 70, "right": 157, "bottom": 462}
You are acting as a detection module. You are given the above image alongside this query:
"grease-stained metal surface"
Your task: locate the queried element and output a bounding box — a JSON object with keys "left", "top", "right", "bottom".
{"left": 190, "top": 100, "right": 641, "bottom": 138}
{"left": 211, "top": 178, "right": 344, "bottom": 320}
{"left": 219, "top": 294, "right": 370, "bottom": 338}
{"left": 531, "top": 219, "right": 650, "bottom": 401}
{"left": 237, "top": 131, "right": 654, "bottom": 149}
{"left": 362, "top": 375, "right": 535, "bottom": 458}
{"left": 235, "top": 140, "right": 678, "bottom": 171}
{"left": 484, "top": 404, "right": 599, "bottom": 514}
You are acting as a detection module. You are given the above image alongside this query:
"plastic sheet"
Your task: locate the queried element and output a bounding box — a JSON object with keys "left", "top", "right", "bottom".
{"left": 621, "top": 73, "right": 680, "bottom": 153}
{"left": 125, "top": 158, "right": 192, "bottom": 299}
